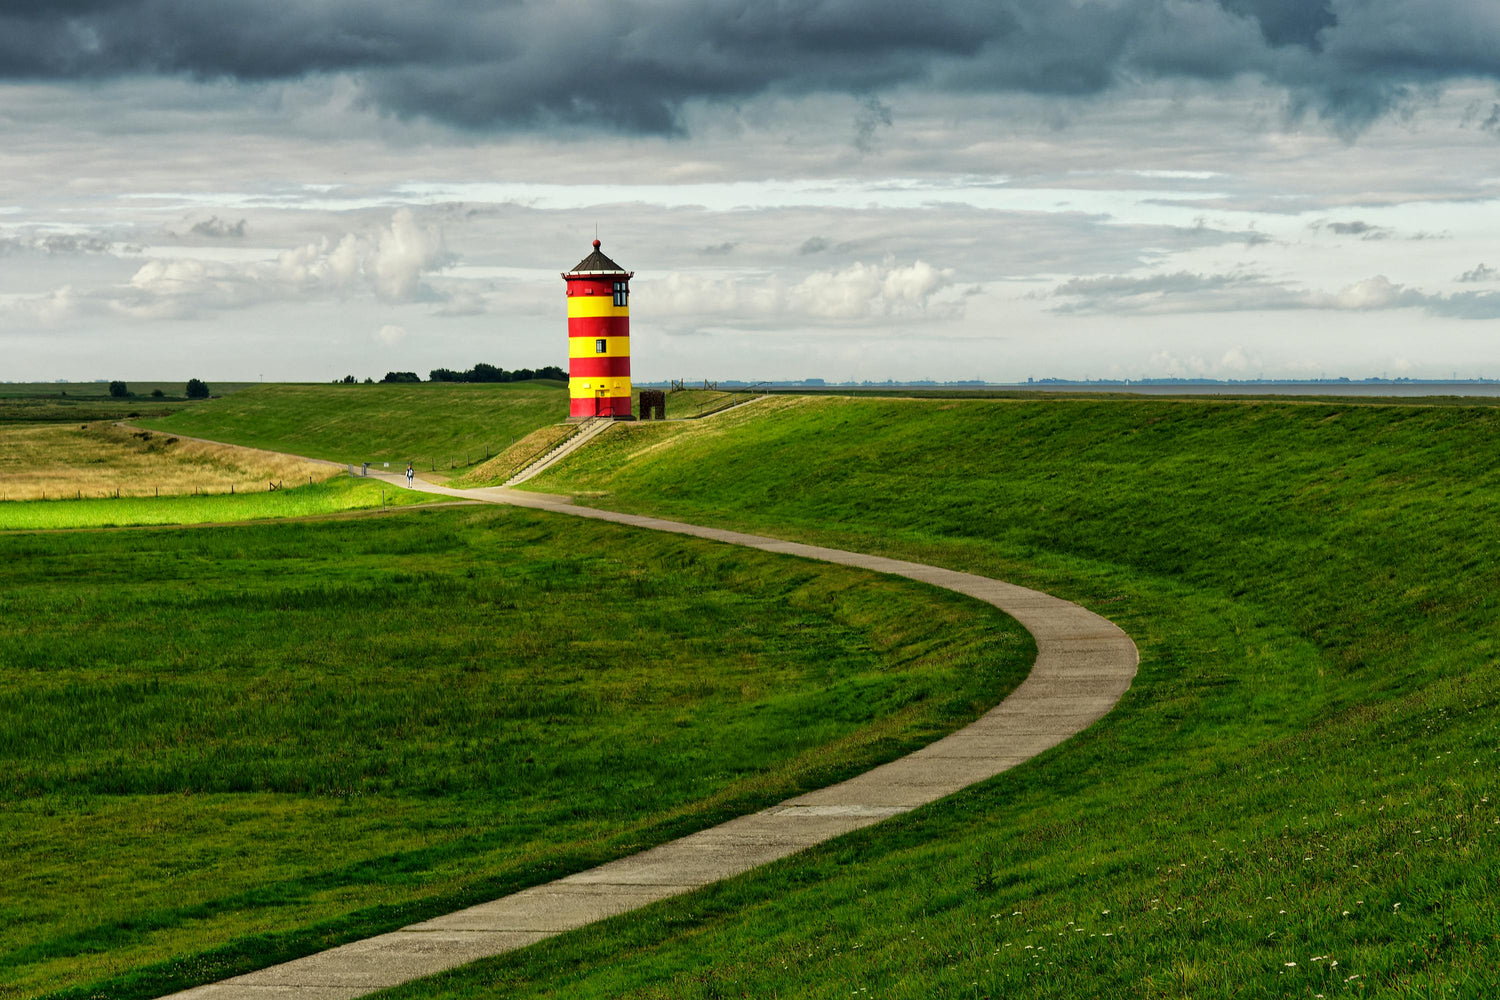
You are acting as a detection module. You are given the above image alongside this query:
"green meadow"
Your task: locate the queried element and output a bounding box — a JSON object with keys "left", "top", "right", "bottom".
{"left": 12, "top": 387, "right": 1500, "bottom": 998}
{"left": 0, "top": 381, "right": 253, "bottom": 425}
{"left": 1, "top": 505, "right": 1029, "bottom": 1000}
{"left": 351, "top": 392, "right": 1500, "bottom": 999}
{"left": 141, "top": 382, "right": 570, "bottom": 474}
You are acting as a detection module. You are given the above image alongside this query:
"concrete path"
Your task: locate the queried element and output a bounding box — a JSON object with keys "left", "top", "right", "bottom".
{"left": 167, "top": 479, "right": 1137, "bottom": 1000}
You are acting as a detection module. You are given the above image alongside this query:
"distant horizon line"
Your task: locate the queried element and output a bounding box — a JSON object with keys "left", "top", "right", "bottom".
{"left": 8, "top": 375, "right": 1500, "bottom": 388}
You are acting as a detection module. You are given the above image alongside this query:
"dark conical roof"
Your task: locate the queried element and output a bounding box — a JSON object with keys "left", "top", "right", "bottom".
{"left": 566, "top": 239, "right": 631, "bottom": 276}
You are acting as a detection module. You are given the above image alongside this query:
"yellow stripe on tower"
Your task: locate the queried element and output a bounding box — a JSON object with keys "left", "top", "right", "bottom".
{"left": 567, "top": 297, "right": 630, "bottom": 319}
{"left": 568, "top": 336, "right": 631, "bottom": 359}
{"left": 568, "top": 378, "right": 630, "bottom": 399}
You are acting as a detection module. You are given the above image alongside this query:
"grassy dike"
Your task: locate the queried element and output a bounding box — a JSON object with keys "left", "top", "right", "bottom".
{"left": 368, "top": 394, "right": 1500, "bottom": 998}
{"left": 141, "top": 382, "right": 569, "bottom": 473}
{"left": 4, "top": 505, "right": 1031, "bottom": 1000}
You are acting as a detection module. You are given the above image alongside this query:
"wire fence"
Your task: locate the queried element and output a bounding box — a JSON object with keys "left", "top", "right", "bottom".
{"left": 31, "top": 475, "right": 323, "bottom": 502}
{"left": 349, "top": 443, "right": 513, "bottom": 476}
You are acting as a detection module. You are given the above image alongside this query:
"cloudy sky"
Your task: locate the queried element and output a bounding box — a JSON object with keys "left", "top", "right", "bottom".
{"left": 3, "top": 0, "right": 1500, "bottom": 384}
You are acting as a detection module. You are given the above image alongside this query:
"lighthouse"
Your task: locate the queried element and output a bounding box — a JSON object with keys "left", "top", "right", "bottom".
{"left": 563, "top": 239, "right": 633, "bottom": 419}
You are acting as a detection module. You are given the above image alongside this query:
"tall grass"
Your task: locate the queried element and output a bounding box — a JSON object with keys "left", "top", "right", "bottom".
{"left": 3, "top": 506, "right": 1031, "bottom": 1000}
{"left": 450, "top": 423, "right": 578, "bottom": 486}
{"left": 0, "top": 423, "right": 336, "bottom": 502}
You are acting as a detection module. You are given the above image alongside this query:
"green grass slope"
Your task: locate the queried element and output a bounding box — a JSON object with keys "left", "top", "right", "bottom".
{"left": 379, "top": 394, "right": 1500, "bottom": 999}
{"left": 141, "top": 382, "right": 568, "bottom": 472}
{"left": 2, "top": 505, "right": 1031, "bottom": 1000}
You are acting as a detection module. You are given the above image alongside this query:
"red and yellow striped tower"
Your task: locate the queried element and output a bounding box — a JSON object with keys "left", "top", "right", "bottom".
{"left": 563, "top": 239, "right": 633, "bottom": 419}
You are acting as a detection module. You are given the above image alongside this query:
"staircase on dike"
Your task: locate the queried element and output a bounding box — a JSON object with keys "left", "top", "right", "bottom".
{"left": 504, "top": 417, "right": 615, "bottom": 487}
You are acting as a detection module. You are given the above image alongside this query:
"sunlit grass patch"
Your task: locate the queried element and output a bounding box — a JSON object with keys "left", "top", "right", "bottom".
{"left": 0, "top": 476, "right": 426, "bottom": 530}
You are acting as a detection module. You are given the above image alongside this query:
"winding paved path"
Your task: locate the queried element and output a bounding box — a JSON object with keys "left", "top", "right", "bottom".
{"left": 168, "top": 478, "right": 1138, "bottom": 999}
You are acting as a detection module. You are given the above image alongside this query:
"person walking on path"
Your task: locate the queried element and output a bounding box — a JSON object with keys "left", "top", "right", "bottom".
{"left": 405, "top": 463, "right": 415, "bottom": 488}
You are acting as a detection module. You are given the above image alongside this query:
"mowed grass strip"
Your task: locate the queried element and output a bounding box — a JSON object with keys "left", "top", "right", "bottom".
{"left": 0, "top": 423, "right": 338, "bottom": 502}
{"left": 0, "top": 476, "right": 428, "bottom": 530}
{"left": 379, "top": 394, "right": 1500, "bottom": 998}
{"left": 141, "top": 381, "right": 568, "bottom": 473}
{"left": 1, "top": 505, "right": 1032, "bottom": 1000}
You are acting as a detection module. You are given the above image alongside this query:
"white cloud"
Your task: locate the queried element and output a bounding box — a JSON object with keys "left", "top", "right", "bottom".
{"left": 109, "top": 209, "right": 453, "bottom": 319}
{"left": 4, "top": 285, "right": 81, "bottom": 325}
{"left": 1051, "top": 269, "right": 1500, "bottom": 320}
{"left": 1219, "top": 346, "right": 1251, "bottom": 371}
{"left": 1328, "top": 275, "right": 1406, "bottom": 311}
{"left": 647, "top": 258, "right": 957, "bottom": 326}
{"left": 376, "top": 324, "right": 407, "bottom": 346}
{"left": 431, "top": 288, "right": 488, "bottom": 316}
{"left": 372, "top": 209, "right": 448, "bottom": 301}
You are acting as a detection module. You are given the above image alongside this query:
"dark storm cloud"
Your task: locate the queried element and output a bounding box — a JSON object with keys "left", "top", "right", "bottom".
{"left": 1051, "top": 270, "right": 1275, "bottom": 311}
{"left": 1313, "top": 219, "right": 1391, "bottom": 239}
{"left": 3, "top": 1, "right": 1500, "bottom": 134}
{"left": 852, "top": 96, "right": 893, "bottom": 153}
{"left": 0, "top": 232, "right": 120, "bottom": 255}
{"left": 1219, "top": 0, "right": 1337, "bottom": 49}
{"left": 188, "top": 216, "right": 247, "bottom": 238}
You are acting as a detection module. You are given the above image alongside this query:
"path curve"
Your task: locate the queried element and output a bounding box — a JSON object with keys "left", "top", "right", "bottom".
{"left": 169, "top": 478, "right": 1137, "bottom": 999}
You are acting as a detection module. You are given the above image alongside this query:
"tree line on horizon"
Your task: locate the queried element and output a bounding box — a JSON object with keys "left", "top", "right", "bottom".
{"left": 107, "top": 379, "right": 210, "bottom": 399}
{"left": 355, "top": 364, "right": 568, "bottom": 385}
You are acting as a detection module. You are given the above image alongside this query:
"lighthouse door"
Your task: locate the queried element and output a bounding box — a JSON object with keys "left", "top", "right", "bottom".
{"left": 595, "top": 389, "right": 608, "bottom": 417}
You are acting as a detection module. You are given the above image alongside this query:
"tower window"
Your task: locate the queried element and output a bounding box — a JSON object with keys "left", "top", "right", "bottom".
{"left": 595, "top": 338, "right": 607, "bottom": 353}
{"left": 613, "top": 281, "right": 628, "bottom": 307}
